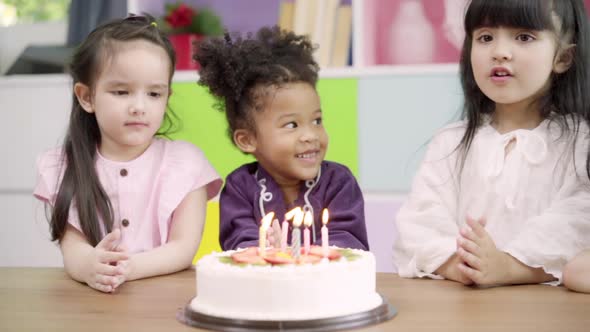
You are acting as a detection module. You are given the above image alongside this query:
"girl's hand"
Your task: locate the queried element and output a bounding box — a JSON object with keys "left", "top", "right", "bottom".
{"left": 456, "top": 217, "right": 511, "bottom": 286}
{"left": 84, "top": 229, "right": 129, "bottom": 293}
{"left": 435, "top": 253, "right": 474, "bottom": 285}
{"left": 112, "top": 244, "right": 131, "bottom": 289}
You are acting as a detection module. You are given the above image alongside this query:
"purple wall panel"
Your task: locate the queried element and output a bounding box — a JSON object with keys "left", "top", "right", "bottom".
{"left": 136, "top": 0, "right": 280, "bottom": 34}
{"left": 364, "top": 196, "right": 403, "bottom": 273}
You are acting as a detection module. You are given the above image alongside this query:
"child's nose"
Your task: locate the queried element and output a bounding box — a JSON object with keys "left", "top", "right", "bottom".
{"left": 492, "top": 39, "right": 512, "bottom": 62}
{"left": 129, "top": 95, "right": 146, "bottom": 115}
{"left": 300, "top": 126, "right": 319, "bottom": 142}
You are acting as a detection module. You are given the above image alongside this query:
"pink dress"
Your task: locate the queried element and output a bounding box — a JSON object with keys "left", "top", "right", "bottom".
{"left": 34, "top": 138, "right": 223, "bottom": 253}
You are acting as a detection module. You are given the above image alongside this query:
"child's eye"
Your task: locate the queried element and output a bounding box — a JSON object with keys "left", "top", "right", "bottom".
{"left": 313, "top": 117, "right": 323, "bottom": 125}
{"left": 284, "top": 121, "right": 297, "bottom": 129}
{"left": 476, "top": 34, "right": 493, "bottom": 43}
{"left": 148, "top": 92, "right": 162, "bottom": 98}
{"left": 516, "top": 34, "right": 535, "bottom": 42}
{"left": 112, "top": 90, "right": 128, "bottom": 96}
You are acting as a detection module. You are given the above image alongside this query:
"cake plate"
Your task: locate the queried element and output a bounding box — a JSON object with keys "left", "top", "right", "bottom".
{"left": 177, "top": 294, "right": 396, "bottom": 331}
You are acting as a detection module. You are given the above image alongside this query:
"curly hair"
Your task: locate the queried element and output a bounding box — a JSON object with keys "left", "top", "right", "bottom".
{"left": 195, "top": 26, "right": 319, "bottom": 141}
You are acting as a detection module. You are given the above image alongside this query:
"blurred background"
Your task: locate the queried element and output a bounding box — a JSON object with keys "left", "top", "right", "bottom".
{"left": 1, "top": 0, "right": 124, "bottom": 75}
{"left": 2, "top": 0, "right": 590, "bottom": 74}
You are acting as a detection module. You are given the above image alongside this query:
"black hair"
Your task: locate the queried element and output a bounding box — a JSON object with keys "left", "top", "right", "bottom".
{"left": 195, "top": 26, "right": 319, "bottom": 142}
{"left": 50, "top": 15, "right": 177, "bottom": 246}
{"left": 458, "top": 0, "right": 590, "bottom": 178}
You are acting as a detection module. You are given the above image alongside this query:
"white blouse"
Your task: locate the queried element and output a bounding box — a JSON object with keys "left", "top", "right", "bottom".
{"left": 393, "top": 117, "right": 590, "bottom": 283}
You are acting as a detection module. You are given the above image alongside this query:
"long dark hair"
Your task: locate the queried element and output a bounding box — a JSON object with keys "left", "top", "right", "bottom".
{"left": 50, "top": 15, "right": 176, "bottom": 246}
{"left": 458, "top": 0, "right": 590, "bottom": 178}
{"left": 195, "top": 26, "right": 319, "bottom": 143}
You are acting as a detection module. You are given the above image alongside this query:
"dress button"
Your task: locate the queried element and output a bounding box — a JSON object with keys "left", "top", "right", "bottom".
{"left": 120, "top": 168, "right": 128, "bottom": 177}
{"left": 121, "top": 219, "right": 130, "bottom": 227}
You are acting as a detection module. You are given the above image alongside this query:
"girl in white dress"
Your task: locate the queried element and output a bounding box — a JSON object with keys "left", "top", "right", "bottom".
{"left": 393, "top": 0, "right": 590, "bottom": 287}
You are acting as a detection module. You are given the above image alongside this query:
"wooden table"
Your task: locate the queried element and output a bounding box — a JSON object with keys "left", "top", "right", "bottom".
{"left": 1, "top": 268, "right": 588, "bottom": 332}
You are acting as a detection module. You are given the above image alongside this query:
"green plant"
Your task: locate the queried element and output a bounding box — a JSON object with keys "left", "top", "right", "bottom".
{"left": 160, "top": 2, "right": 223, "bottom": 36}
{"left": 2, "top": 0, "right": 70, "bottom": 24}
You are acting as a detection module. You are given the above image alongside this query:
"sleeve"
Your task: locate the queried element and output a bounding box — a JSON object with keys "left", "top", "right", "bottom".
{"left": 33, "top": 148, "right": 63, "bottom": 204}
{"left": 219, "top": 171, "right": 260, "bottom": 250}
{"left": 504, "top": 132, "right": 590, "bottom": 283}
{"left": 32, "top": 148, "right": 83, "bottom": 232}
{"left": 323, "top": 165, "right": 369, "bottom": 250}
{"left": 182, "top": 141, "right": 223, "bottom": 200}
{"left": 392, "top": 126, "right": 463, "bottom": 278}
{"left": 158, "top": 141, "right": 223, "bottom": 242}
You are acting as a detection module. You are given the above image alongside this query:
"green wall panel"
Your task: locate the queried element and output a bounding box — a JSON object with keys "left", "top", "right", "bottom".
{"left": 317, "top": 78, "right": 359, "bottom": 176}
{"left": 167, "top": 79, "right": 359, "bottom": 180}
{"left": 167, "top": 83, "right": 253, "bottom": 180}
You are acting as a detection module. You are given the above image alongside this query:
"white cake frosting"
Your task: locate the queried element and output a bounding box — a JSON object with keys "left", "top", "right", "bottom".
{"left": 190, "top": 248, "right": 382, "bottom": 321}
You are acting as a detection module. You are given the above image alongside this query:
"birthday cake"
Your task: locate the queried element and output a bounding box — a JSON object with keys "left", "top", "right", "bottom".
{"left": 189, "top": 246, "right": 382, "bottom": 321}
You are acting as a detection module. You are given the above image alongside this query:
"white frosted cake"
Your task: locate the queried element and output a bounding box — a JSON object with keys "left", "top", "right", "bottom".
{"left": 190, "top": 247, "right": 382, "bottom": 321}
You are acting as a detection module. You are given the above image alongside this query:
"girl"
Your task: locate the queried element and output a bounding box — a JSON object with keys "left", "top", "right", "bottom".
{"left": 196, "top": 27, "right": 369, "bottom": 251}
{"left": 34, "top": 16, "right": 222, "bottom": 293}
{"left": 393, "top": 0, "right": 590, "bottom": 287}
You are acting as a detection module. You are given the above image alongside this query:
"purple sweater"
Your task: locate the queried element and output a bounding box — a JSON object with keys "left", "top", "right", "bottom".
{"left": 219, "top": 161, "right": 369, "bottom": 251}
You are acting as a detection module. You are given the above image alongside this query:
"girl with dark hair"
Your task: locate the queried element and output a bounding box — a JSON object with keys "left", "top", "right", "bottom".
{"left": 393, "top": 0, "right": 590, "bottom": 287}
{"left": 34, "top": 16, "right": 222, "bottom": 293}
{"left": 196, "top": 26, "right": 369, "bottom": 251}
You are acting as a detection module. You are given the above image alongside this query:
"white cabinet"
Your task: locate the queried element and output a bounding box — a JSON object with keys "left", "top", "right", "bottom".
{"left": 0, "top": 74, "right": 70, "bottom": 266}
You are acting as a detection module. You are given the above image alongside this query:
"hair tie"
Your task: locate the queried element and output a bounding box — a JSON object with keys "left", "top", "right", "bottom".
{"left": 150, "top": 21, "right": 158, "bottom": 28}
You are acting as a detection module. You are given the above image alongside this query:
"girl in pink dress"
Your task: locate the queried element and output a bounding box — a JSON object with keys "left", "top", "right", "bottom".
{"left": 34, "top": 15, "right": 222, "bottom": 293}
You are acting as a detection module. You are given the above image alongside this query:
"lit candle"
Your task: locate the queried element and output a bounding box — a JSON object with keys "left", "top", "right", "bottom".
{"left": 271, "top": 219, "right": 282, "bottom": 249}
{"left": 259, "top": 212, "right": 274, "bottom": 256}
{"left": 291, "top": 210, "right": 303, "bottom": 260}
{"left": 321, "top": 209, "right": 329, "bottom": 257}
{"left": 303, "top": 211, "right": 313, "bottom": 255}
{"left": 282, "top": 207, "right": 301, "bottom": 252}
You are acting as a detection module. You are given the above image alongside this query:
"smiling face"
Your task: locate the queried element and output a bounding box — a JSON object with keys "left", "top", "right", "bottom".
{"left": 234, "top": 82, "right": 328, "bottom": 186}
{"left": 75, "top": 39, "right": 172, "bottom": 161}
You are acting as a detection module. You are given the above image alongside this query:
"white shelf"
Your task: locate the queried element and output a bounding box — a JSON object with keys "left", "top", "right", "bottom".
{"left": 0, "top": 73, "right": 71, "bottom": 87}
{"left": 172, "top": 63, "right": 459, "bottom": 82}
{"left": 0, "top": 63, "right": 460, "bottom": 87}
{"left": 319, "top": 63, "right": 459, "bottom": 78}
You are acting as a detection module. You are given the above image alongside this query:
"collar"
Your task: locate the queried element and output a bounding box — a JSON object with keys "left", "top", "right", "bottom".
{"left": 254, "top": 163, "right": 323, "bottom": 241}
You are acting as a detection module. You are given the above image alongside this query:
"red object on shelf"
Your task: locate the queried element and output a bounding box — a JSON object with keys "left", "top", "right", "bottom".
{"left": 168, "top": 33, "right": 203, "bottom": 70}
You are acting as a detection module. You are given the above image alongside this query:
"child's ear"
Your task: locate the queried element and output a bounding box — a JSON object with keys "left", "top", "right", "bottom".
{"left": 74, "top": 82, "right": 94, "bottom": 113}
{"left": 554, "top": 44, "right": 575, "bottom": 74}
{"left": 233, "top": 129, "right": 257, "bottom": 154}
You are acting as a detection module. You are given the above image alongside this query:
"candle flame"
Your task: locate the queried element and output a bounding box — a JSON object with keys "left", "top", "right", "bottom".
{"left": 322, "top": 209, "right": 329, "bottom": 225}
{"left": 303, "top": 211, "right": 313, "bottom": 227}
{"left": 261, "top": 212, "right": 274, "bottom": 230}
{"left": 285, "top": 207, "right": 302, "bottom": 221}
{"left": 292, "top": 210, "right": 304, "bottom": 227}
